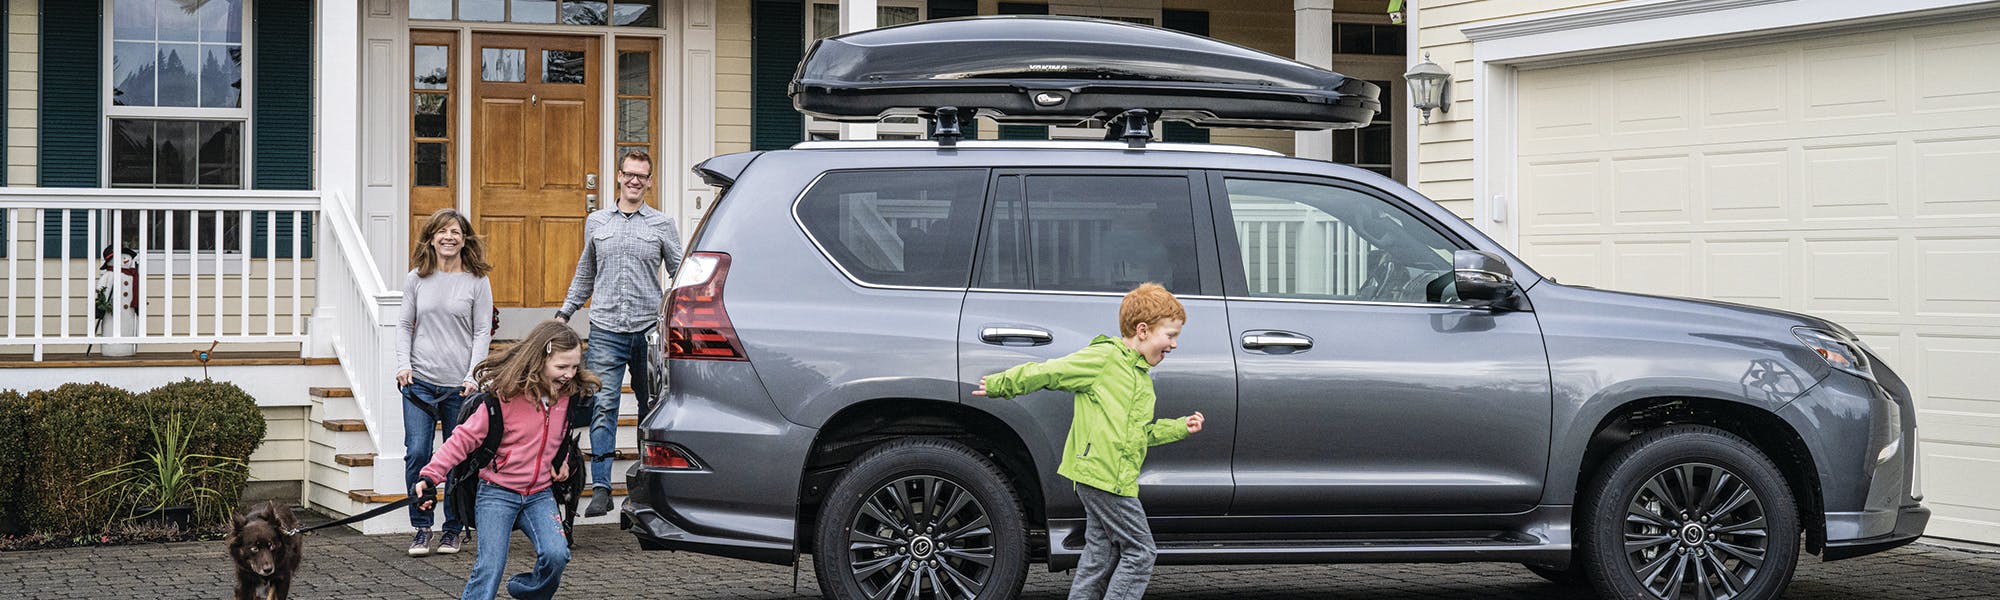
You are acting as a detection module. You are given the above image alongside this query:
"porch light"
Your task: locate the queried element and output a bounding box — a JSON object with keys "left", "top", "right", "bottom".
{"left": 1405, "top": 52, "right": 1451, "bottom": 124}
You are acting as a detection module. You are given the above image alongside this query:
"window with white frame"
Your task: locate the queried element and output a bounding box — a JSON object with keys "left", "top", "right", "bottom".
{"left": 806, "top": 1, "right": 926, "bottom": 140}
{"left": 107, "top": 0, "right": 248, "bottom": 255}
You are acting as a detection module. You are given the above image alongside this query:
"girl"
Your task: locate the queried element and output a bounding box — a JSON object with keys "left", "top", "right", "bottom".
{"left": 415, "top": 320, "right": 600, "bottom": 600}
{"left": 396, "top": 208, "right": 495, "bottom": 556}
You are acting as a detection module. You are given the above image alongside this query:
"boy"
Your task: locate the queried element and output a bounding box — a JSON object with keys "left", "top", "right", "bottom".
{"left": 974, "top": 282, "right": 1205, "bottom": 600}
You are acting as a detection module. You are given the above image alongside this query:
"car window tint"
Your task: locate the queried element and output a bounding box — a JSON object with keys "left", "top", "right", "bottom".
{"left": 1224, "top": 178, "right": 1460, "bottom": 304}
{"left": 796, "top": 169, "right": 987, "bottom": 288}
{"left": 980, "top": 174, "right": 1201, "bottom": 294}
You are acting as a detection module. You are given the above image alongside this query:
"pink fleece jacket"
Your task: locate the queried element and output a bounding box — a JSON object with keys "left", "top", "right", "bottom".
{"left": 420, "top": 393, "right": 571, "bottom": 496}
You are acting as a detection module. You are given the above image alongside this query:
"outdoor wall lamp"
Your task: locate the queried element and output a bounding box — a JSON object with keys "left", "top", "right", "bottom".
{"left": 1405, "top": 52, "right": 1450, "bottom": 124}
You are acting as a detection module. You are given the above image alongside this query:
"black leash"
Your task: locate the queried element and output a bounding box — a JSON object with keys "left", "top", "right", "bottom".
{"left": 286, "top": 496, "right": 421, "bottom": 537}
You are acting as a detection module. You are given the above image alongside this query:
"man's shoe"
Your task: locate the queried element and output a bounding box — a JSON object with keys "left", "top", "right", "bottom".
{"left": 585, "top": 488, "right": 614, "bottom": 517}
{"left": 407, "top": 530, "right": 432, "bottom": 557}
{"left": 435, "top": 530, "right": 463, "bottom": 555}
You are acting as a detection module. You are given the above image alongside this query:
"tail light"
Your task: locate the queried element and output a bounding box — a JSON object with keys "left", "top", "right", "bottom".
{"left": 642, "top": 442, "right": 703, "bottom": 470}
{"left": 668, "top": 252, "right": 747, "bottom": 361}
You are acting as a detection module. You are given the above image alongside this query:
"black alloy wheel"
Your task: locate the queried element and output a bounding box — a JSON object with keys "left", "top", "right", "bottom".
{"left": 815, "top": 438, "right": 1028, "bottom": 600}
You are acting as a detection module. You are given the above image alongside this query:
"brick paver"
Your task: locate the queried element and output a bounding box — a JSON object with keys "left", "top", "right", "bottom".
{"left": 3, "top": 520, "right": 1996, "bottom": 599}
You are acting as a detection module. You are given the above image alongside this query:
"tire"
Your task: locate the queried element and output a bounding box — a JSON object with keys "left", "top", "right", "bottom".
{"left": 1577, "top": 425, "right": 1801, "bottom": 600}
{"left": 813, "top": 438, "right": 1029, "bottom": 600}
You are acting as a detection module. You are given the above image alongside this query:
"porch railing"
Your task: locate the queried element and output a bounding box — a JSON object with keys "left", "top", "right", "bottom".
{"left": 319, "top": 190, "right": 403, "bottom": 471}
{"left": 0, "top": 189, "right": 321, "bottom": 360}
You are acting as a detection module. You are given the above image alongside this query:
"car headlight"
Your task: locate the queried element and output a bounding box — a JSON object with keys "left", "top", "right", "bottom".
{"left": 1794, "top": 327, "right": 1873, "bottom": 381}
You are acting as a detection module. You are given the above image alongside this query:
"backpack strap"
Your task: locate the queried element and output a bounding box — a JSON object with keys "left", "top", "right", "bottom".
{"left": 481, "top": 393, "right": 505, "bottom": 456}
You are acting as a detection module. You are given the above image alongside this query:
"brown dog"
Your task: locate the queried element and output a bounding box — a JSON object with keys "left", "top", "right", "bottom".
{"left": 228, "top": 501, "right": 303, "bottom": 600}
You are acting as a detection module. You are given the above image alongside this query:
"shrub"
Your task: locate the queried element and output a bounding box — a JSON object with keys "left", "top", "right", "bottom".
{"left": 20, "top": 383, "right": 148, "bottom": 533}
{"left": 132, "top": 379, "right": 266, "bottom": 527}
{"left": 0, "top": 389, "right": 26, "bottom": 534}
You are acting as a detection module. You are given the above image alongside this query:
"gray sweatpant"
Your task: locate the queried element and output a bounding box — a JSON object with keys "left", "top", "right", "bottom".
{"left": 1069, "top": 483, "right": 1156, "bottom": 600}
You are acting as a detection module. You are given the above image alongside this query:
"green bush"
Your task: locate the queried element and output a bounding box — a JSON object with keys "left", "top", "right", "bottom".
{"left": 20, "top": 383, "right": 148, "bottom": 533}
{"left": 132, "top": 379, "right": 265, "bottom": 527}
{"left": 0, "top": 389, "right": 26, "bottom": 534}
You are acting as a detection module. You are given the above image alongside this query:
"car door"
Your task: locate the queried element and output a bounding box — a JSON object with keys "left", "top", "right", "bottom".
{"left": 958, "top": 169, "right": 1236, "bottom": 520}
{"left": 1213, "top": 173, "right": 1552, "bottom": 517}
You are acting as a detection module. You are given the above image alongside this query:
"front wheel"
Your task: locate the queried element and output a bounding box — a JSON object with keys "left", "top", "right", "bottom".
{"left": 813, "top": 438, "right": 1029, "bottom": 600}
{"left": 1578, "top": 425, "right": 1801, "bottom": 600}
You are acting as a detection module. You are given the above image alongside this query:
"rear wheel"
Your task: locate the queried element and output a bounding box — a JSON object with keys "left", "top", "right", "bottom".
{"left": 1578, "top": 425, "right": 1800, "bottom": 600}
{"left": 813, "top": 438, "right": 1029, "bottom": 600}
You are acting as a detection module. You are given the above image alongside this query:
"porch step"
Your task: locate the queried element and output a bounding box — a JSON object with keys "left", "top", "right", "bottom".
{"left": 310, "top": 387, "right": 353, "bottom": 398}
{"left": 0, "top": 352, "right": 339, "bottom": 368}
{"left": 335, "top": 454, "right": 375, "bottom": 467}
{"left": 348, "top": 483, "right": 628, "bottom": 504}
{"left": 322, "top": 419, "right": 368, "bottom": 432}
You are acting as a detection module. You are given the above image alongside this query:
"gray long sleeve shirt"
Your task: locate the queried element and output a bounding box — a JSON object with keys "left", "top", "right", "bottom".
{"left": 558, "top": 204, "right": 684, "bottom": 333}
{"left": 397, "top": 270, "right": 495, "bottom": 387}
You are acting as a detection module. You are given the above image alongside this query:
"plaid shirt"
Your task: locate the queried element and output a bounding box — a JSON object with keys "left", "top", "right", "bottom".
{"left": 558, "top": 204, "right": 684, "bottom": 333}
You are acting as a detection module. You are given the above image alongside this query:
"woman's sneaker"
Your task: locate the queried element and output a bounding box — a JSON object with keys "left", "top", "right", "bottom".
{"left": 436, "top": 530, "right": 463, "bottom": 555}
{"left": 407, "top": 530, "right": 432, "bottom": 556}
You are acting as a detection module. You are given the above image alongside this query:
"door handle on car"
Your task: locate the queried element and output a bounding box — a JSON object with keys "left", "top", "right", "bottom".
{"left": 982, "top": 327, "right": 1053, "bottom": 345}
{"left": 1242, "top": 331, "right": 1313, "bottom": 350}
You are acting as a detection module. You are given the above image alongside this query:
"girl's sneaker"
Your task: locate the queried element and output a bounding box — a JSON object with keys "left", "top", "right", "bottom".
{"left": 407, "top": 530, "right": 433, "bottom": 556}
{"left": 436, "top": 530, "right": 464, "bottom": 554}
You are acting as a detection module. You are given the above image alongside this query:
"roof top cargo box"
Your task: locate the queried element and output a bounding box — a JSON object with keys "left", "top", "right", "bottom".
{"left": 791, "top": 16, "right": 1382, "bottom": 132}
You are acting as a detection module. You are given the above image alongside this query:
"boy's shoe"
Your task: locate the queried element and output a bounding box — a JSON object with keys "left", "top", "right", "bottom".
{"left": 585, "top": 487, "right": 614, "bottom": 517}
{"left": 407, "top": 530, "right": 432, "bottom": 557}
{"left": 435, "top": 530, "right": 463, "bottom": 555}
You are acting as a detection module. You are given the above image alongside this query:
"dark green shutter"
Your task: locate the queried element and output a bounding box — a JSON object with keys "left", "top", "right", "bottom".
{"left": 40, "top": 1, "right": 101, "bottom": 258}
{"left": 1161, "top": 10, "right": 1211, "bottom": 144}
{"left": 251, "top": 0, "right": 314, "bottom": 258}
{"left": 1, "top": 2, "right": 8, "bottom": 256}
{"left": 926, "top": 0, "right": 977, "bottom": 139}
{"left": 752, "top": 0, "right": 805, "bottom": 150}
{"left": 994, "top": 3, "right": 1048, "bottom": 140}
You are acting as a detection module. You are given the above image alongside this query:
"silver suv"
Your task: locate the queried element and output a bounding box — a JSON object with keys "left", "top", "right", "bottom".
{"left": 622, "top": 139, "right": 1926, "bottom": 600}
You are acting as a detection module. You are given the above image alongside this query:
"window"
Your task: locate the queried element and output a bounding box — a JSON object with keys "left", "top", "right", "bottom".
{"left": 1335, "top": 22, "right": 1405, "bottom": 56}
{"left": 410, "top": 0, "right": 661, "bottom": 26}
{"left": 413, "top": 40, "right": 452, "bottom": 188}
{"left": 108, "top": 0, "right": 246, "bottom": 190}
{"left": 806, "top": 2, "right": 925, "bottom": 140}
{"left": 1333, "top": 80, "right": 1394, "bottom": 178}
{"left": 1222, "top": 179, "right": 1459, "bottom": 304}
{"left": 796, "top": 169, "right": 987, "bottom": 288}
{"left": 979, "top": 174, "right": 1201, "bottom": 294}
{"left": 615, "top": 38, "right": 660, "bottom": 205}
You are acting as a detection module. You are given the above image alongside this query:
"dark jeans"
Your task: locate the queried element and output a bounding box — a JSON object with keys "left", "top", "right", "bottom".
{"left": 584, "top": 325, "right": 653, "bottom": 490}
{"left": 402, "top": 379, "right": 465, "bottom": 531}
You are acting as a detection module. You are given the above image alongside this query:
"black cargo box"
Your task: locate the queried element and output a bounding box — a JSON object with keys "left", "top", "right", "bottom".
{"left": 791, "top": 16, "right": 1382, "bottom": 131}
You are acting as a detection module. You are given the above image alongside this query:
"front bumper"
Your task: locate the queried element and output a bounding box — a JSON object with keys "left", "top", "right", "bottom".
{"left": 1823, "top": 504, "right": 1930, "bottom": 561}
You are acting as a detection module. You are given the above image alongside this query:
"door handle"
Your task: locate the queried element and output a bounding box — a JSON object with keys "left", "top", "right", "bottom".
{"left": 586, "top": 193, "right": 598, "bottom": 211}
{"left": 1242, "top": 331, "right": 1313, "bottom": 350}
{"left": 981, "top": 327, "right": 1053, "bottom": 345}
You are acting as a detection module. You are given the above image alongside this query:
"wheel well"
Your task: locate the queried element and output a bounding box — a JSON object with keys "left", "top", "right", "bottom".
{"left": 797, "top": 399, "right": 1046, "bottom": 556}
{"left": 1577, "top": 397, "right": 1827, "bottom": 554}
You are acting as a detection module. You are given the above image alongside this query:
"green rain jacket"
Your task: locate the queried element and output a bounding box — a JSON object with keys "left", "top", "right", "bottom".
{"left": 983, "top": 335, "right": 1190, "bottom": 497}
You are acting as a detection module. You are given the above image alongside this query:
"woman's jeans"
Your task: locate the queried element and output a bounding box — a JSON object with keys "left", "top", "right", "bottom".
{"left": 402, "top": 378, "right": 465, "bottom": 531}
{"left": 463, "top": 484, "right": 570, "bottom": 600}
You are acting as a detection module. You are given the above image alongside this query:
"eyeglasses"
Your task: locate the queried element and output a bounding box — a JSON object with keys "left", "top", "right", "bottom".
{"left": 619, "top": 170, "right": 653, "bottom": 180}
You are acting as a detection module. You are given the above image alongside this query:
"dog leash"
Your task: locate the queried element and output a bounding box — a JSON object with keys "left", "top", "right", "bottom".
{"left": 285, "top": 496, "right": 421, "bottom": 537}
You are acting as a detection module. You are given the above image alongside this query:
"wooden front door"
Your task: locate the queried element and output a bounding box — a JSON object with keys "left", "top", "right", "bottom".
{"left": 471, "top": 33, "right": 599, "bottom": 308}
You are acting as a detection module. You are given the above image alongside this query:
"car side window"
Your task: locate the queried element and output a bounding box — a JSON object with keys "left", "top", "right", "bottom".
{"left": 978, "top": 174, "right": 1201, "bottom": 294}
{"left": 795, "top": 169, "right": 988, "bottom": 288}
{"left": 1223, "top": 178, "right": 1461, "bottom": 304}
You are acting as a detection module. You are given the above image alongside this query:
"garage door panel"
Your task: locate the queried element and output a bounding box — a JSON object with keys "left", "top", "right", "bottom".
{"left": 1803, "top": 144, "right": 1899, "bottom": 219}
{"left": 1802, "top": 39, "right": 1899, "bottom": 120}
{"left": 1923, "top": 446, "right": 2000, "bottom": 544}
{"left": 1914, "top": 30, "right": 2000, "bottom": 113}
{"left": 1916, "top": 237, "right": 2000, "bottom": 318}
{"left": 1705, "top": 239, "right": 1790, "bottom": 307}
{"left": 1702, "top": 149, "right": 1792, "bottom": 222}
{"left": 1703, "top": 52, "right": 1790, "bottom": 128}
{"left": 1612, "top": 62, "right": 1695, "bottom": 135}
{"left": 1613, "top": 155, "right": 1694, "bottom": 224}
{"left": 1612, "top": 241, "right": 1694, "bottom": 297}
{"left": 1523, "top": 159, "right": 1604, "bottom": 228}
{"left": 1521, "top": 68, "right": 1602, "bottom": 144}
{"left": 1519, "top": 241, "right": 1605, "bottom": 287}
{"left": 1803, "top": 238, "right": 1900, "bottom": 316}
{"left": 1914, "top": 136, "right": 2000, "bottom": 217}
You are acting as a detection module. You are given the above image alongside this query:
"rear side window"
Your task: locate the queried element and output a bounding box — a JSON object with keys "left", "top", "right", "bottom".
{"left": 978, "top": 174, "right": 1201, "bottom": 294}
{"left": 795, "top": 169, "right": 988, "bottom": 288}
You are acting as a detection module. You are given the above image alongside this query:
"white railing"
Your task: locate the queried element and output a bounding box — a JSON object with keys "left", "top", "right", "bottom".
{"left": 1234, "top": 204, "right": 1372, "bottom": 297}
{"left": 318, "top": 190, "right": 403, "bottom": 465}
{"left": 0, "top": 189, "right": 321, "bottom": 360}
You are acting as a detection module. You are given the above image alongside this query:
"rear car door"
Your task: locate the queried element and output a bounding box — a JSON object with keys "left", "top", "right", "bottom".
{"left": 1213, "top": 173, "right": 1552, "bottom": 517}
{"left": 958, "top": 169, "right": 1236, "bottom": 519}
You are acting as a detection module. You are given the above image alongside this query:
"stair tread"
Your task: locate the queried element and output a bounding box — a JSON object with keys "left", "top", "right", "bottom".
{"left": 333, "top": 453, "right": 375, "bottom": 467}
{"left": 321, "top": 419, "right": 368, "bottom": 432}
{"left": 310, "top": 387, "right": 353, "bottom": 398}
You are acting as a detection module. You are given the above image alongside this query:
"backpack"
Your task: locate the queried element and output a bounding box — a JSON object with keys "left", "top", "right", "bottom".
{"left": 442, "top": 392, "right": 592, "bottom": 536}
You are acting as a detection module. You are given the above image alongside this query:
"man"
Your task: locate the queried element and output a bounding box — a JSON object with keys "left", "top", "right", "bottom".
{"left": 556, "top": 150, "right": 683, "bottom": 517}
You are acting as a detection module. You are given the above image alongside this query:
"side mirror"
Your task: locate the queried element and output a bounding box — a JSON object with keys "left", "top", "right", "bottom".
{"left": 1453, "top": 250, "right": 1517, "bottom": 305}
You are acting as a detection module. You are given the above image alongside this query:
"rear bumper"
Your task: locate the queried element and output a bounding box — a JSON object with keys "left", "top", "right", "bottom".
{"left": 1823, "top": 504, "right": 1930, "bottom": 561}
{"left": 621, "top": 488, "right": 795, "bottom": 565}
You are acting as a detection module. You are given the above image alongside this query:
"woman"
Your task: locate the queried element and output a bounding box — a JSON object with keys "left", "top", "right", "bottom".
{"left": 414, "top": 321, "right": 598, "bottom": 600}
{"left": 396, "top": 208, "right": 495, "bottom": 556}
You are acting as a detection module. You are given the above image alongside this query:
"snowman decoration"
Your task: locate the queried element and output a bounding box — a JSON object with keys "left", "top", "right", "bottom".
{"left": 94, "top": 245, "right": 140, "bottom": 357}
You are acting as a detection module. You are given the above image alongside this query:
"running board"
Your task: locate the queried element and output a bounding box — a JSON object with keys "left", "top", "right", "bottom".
{"left": 1043, "top": 510, "right": 1573, "bottom": 570}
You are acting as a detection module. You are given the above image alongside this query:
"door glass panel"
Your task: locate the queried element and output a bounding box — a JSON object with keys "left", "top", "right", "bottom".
{"left": 461, "top": 0, "right": 504, "bottom": 21}
{"left": 481, "top": 48, "right": 525, "bottom": 82}
{"left": 795, "top": 169, "right": 987, "bottom": 288}
{"left": 617, "top": 52, "right": 649, "bottom": 95}
{"left": 410, "top": 0, "right": 452, "bottom": 20}
{"left": 614, "top": 0, "right": 660, "bottom": 26}
{"left": 564, "top": 0, "right": 609, "bottom": 25}
{"left": 415, "top": 94, "right": 450, "bottom": 138}
{"left": 617, "top": 99, "right": 649, "bottom": 143}
{"left": 543, "top": 50, "right": 586, "bottom": 84}
{"left": 414, "top": 45, "right": 450, "bottom": 90}
{"left": 1223, "top": 179, "right": 1458, "bottom": 303}
{"left": 512, "top": 0, "right": 557, "bottom": 23}
{"left": 415, "top": 142, "right": 448, "bottom": 187}
{"left": 980, "top": 175, "right": 1199, "bottom": 294}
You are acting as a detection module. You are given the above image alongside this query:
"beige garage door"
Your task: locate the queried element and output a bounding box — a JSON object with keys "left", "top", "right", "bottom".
{"left": 1515, "top": 19, "right": 2000, "bottom": 545}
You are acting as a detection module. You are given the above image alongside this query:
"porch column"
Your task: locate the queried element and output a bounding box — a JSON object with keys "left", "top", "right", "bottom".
{"left": 1294, "top": 0, "right": 1334, "bottom": 160}
{"left": 838, "top": 0, "right": 879, "bottom": 140}
{"left": 319, "top": 1, "right": 361, "bottom": 204}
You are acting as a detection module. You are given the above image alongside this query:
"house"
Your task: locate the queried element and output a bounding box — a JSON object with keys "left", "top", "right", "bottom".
{"left": 1406, "top": 0, "right": 2000, "bottom": 546}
